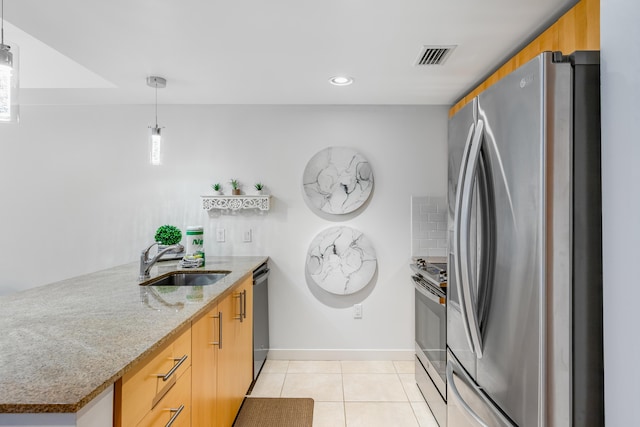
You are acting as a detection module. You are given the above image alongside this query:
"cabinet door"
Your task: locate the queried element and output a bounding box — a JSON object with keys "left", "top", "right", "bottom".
{"left": 118, "top": 327, "right": 191, "bottom": 427}
{"left": 216, "top": 289, "right": 242, "bottom": 427}
{"left": 192, "top": 304, "right": 219, "bottom": 427}
{"left": 236, "top": 277, "right": 253, "bottom": 396}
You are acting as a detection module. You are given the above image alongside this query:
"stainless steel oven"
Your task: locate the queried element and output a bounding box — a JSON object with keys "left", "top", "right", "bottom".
{"left": 412, "top": 261, "right": 447, "bottom": 427}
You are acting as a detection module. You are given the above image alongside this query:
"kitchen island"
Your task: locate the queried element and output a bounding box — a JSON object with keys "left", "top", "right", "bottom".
{"left": 0, "top": 256, "right": 267, "bottom": 426}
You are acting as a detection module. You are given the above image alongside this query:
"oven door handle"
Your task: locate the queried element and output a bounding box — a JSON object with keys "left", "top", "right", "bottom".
{"left": 412, "top": 276, "right": 446, "bottom": 306}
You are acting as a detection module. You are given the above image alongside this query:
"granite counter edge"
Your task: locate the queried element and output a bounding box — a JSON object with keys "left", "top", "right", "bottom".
{"left": 1, "top": 256, "right": 268, "bottom": 414}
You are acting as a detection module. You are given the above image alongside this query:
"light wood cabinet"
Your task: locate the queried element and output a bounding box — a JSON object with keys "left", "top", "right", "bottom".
{"left": 137, "top": 367, "right": 192, "bottom": 427}
{"left": 215, "top": 289, "right": 239, "bottom": 427}
{"left": 116, "top": 326, "right": 191, "bottom": 427}
{"left": 236, "top": 277, "right": 253, "bottom": 395}
{"left": 216, "top": 275, "right": 253, "bottom": 427}
{"left": 449, "top": 0, "right": 600, "bottom": 117}
{"left": 190, "top": 275, "right": 254, "bottom": 427}
{"left": 191, "top": 304, "right": 220, "bottom": 426}
{"left": 117, "top": 276, "right": 254, "bottom": 427}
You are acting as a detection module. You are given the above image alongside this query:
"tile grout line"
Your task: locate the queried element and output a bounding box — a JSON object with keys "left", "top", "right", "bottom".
{"left": 395, "top": 361, "right": 422, "bottom": 426}
{"left": 270, "top": 360, "right": 427, "bottom": 426}
{"left": 278, "top": 360, "right": 290, "bottom": 397}
{"left": 395, "top": 362, "right": 419, "bottom": 425}
{"left": 341, "top": 368, "right": 347, "bottom": 427}
{"left": 408, "top": 400, "right": 423, "bottom": 427}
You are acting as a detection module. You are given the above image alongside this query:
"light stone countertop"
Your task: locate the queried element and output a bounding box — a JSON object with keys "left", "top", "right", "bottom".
{"left": 0, "top": 256, "right": 268, "bottom": 413}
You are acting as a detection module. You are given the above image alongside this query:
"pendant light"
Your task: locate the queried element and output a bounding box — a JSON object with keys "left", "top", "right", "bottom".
{"left": 147, "top": 76, "right": 166, "bottom": 165}
{"left": 0, "top": 0, "right": 18, "bottom": 123}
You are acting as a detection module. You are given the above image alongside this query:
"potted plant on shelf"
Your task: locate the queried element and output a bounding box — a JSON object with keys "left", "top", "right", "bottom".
{"left": 230, "top": 179, "right": 241, "bottom": 195}
{"left": 254, "top": 182, "right": 264, "bottom": 195}
{"left": 211, "top": 183, "right": 222, "bottom": 195}
{"left": 154, "top": 225, "right": 185, "bottom": 259}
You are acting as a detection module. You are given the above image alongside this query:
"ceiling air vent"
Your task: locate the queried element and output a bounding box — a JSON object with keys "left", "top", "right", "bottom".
{"left": 415, "top": 45, "right": 456, "bottom": 66}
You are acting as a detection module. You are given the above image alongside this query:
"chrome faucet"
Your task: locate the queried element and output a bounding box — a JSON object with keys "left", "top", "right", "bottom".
{"left": 139, "top": 242, "right": 184, "bottom": 281}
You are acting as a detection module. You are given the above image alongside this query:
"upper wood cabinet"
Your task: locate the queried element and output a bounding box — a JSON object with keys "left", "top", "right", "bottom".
{"left": 449, "top": 0, "right": 600, "bottom": 117}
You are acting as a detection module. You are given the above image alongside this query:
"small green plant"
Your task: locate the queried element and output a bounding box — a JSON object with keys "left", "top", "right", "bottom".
{"left": 154, "top": 225, "right": 182, "bottom": 246}
{"left": 230, "top": 179, "right": 240, "bottom": 190}
{"left": 254, "top": 182, "right": 264, "bottom": 191}
{"left": 211, "top": 183, "right": 222, "bottom": 192}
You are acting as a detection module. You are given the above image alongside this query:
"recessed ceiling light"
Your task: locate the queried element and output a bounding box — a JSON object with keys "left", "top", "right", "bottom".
{"left": 329, "top": 76, "right": 354, "bottom": 86}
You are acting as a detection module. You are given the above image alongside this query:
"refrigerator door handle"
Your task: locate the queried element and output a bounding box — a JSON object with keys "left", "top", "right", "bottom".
{"left": 447, "top": 353, "right": 517, "bottom": 427}
{"left": 459, "top": 119, "right": 485, "bottom": 358}
{"left": 446, "top": 362, "right": 489, "bottom": 427}
{"left": 453, "top": 122, "right": 477, "bottom": 352}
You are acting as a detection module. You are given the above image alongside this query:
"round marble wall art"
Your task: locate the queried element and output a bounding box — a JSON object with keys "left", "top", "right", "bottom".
{"left": 306, "top": 226, "right": 377, "bottom": 295}
{"left": 302, "top": 147, "right": 374, "bottom": 214}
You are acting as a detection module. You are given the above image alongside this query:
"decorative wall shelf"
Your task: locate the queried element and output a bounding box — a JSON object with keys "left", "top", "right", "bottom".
{"left": 201, "top": 195, "right": 271, "bottom": 211}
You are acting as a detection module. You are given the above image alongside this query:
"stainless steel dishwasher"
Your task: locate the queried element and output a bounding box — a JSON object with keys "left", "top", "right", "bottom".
{"left": 252, "top": 262, "right": 270, "bottom": 380}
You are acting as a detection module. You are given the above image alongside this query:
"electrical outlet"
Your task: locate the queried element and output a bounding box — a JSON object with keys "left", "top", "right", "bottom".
{"left": 353, "top": 303, "right": 363, "bottom": 319}
{"left": 216, "top": 228, "right": 225, "bottom": 242}
{"left": 243, "top": 229, "right": 252, "bottom": 243}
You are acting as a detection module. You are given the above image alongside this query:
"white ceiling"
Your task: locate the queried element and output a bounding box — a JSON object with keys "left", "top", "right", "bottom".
{"left": 4, "top": 0, "right": 576, "bottom": 106}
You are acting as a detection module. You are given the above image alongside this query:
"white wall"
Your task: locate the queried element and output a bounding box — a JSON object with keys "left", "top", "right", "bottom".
{"left": 601, "top": 0, "right": 640, "bottom": 424}
{"left": 0, "top": 105, "right": 448, "bottom": 353}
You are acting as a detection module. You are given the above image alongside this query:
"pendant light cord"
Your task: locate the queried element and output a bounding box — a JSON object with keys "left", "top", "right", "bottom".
{"left": 1, "top": 0, "right": 5, "bottom": 46}
{"left": 154, "top": 81, "right": 158, "bottom": 127}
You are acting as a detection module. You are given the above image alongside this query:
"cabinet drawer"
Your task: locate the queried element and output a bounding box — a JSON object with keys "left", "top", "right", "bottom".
{"left": 137, "top": 366, "right": 191, "bottom": 427}
{"left": 121, "top": 326, "right": 192, "bottom": 427}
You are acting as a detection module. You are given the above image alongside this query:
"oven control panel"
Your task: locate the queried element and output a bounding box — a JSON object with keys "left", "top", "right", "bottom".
{"left": 410, "top": 259, "right": 447, "bottom": 289}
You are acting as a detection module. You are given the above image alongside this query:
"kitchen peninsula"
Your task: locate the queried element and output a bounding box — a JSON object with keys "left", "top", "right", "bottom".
{"left": 0, "top": 256, "right": 267, "bottom": 426}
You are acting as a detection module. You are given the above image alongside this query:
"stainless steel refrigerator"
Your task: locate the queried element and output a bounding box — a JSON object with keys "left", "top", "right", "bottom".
{"left": 446, "top": 51, "right": 603, "bottom": 426}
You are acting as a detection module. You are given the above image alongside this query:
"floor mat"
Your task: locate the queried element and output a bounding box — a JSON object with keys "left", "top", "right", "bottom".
{"left": 233, "top": 397, "right": 314, "bottom": 427}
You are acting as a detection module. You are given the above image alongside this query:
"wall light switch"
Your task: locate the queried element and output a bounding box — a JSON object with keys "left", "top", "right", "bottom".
{"left": 354, "top": 303, "right": 363, "bottom": 319}
{"left": 216, "top": 229, "right": 225, "bottom": 242}
{"left": 243, "top": 229, "right": 252, "bottom": 243}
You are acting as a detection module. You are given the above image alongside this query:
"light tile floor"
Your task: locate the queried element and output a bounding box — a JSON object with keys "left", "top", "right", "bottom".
{"left": 249, "top": 360, "right": 439, "bottom": 427}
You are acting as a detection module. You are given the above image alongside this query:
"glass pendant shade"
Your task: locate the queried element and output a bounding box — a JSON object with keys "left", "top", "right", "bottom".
{"left": 0, "top": 42, "right": 18, "bottom": 123}
{"left": 147, "top": 76, "right": 166, "bottom": 166}
{"left": 150, "top": 126, "right": 162, "bottom": 166}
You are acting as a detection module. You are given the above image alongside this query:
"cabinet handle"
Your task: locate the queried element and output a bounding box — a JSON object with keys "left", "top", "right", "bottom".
{"left": 210, "top": 312, "right": 222, "bottom": 349}
{"left": 157, "top": 354, "right": 188, "bottom": 382}
{"left": 242, "top": 289, "right": 247, "bottom": 320}
{"left": 234, "top": 292, "right": 243, "bottom": 322}
{"left": 165, "top": 404, "right": 185, "bottom": 427}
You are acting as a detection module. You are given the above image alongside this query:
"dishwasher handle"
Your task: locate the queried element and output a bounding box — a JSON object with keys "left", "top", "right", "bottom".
{"left": 253, "top": 266, "right": 270, "bottom": 285}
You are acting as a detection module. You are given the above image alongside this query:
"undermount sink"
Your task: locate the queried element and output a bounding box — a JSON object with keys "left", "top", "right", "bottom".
{"left": 140, "top": 271, "right": 230, "bottom": 287}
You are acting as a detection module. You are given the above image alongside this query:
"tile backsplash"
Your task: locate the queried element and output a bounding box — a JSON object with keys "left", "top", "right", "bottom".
{"left": 411, "top": 195, "right": 448, "bottom": 258}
